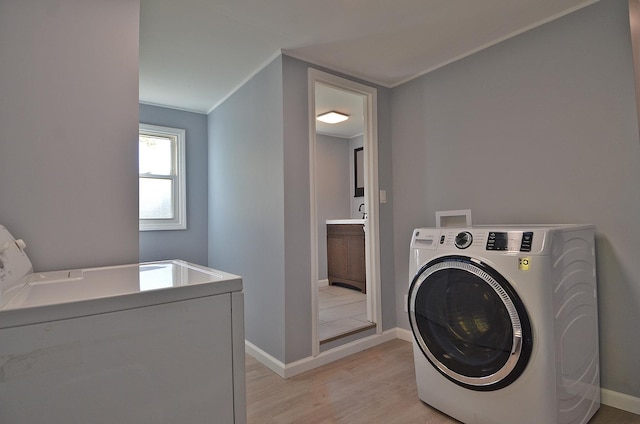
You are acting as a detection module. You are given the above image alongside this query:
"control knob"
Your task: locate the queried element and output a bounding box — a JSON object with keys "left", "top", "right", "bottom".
{"left": 15, "top": 239, "right": 26, "bottom": 251}
{"left": 454, "top": 231, "right": 473, "bottom": 249}
{"left": 0, "top": 239, "right": 26, "bottom": 253}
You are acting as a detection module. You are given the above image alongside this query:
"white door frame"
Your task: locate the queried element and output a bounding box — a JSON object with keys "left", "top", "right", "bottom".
{"left": 308, "top": 68, "right": 381, "bottom": 356}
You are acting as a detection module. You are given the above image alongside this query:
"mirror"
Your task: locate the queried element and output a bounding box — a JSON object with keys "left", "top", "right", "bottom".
{"left": 312, "top": 77, "right": 372, "bottom": 348}
{"left": 354, "top": 147, "right": 364, "bottom": 197}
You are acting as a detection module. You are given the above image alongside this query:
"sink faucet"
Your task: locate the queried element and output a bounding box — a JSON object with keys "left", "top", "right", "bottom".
{"left": 358, "top": 203, "right": 366, "bottom": 219}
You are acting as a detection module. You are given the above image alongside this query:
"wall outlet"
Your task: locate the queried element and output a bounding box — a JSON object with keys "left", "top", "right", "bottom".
{"left": 403, "top": 294, "right": 408, "bottom": 312}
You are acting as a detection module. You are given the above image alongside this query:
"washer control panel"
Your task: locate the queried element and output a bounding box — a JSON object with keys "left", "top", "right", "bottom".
{"left": 412, "top": 227, "right": 540, "bottom": 253}
{"left": 486, "top": 231, "right": 533, "bottom": 252}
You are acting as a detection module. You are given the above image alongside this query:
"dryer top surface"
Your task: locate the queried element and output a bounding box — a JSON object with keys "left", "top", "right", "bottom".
{"left": 0, "top": 225, "right": 242, "bottom": 329}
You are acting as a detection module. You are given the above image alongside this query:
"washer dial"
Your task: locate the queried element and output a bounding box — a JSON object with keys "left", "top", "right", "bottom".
{"left": 454, "top": 231, "right": 473, "bottom": 249}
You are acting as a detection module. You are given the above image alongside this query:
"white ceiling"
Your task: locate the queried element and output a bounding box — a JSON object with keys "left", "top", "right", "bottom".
{"left": 315, "top": 84, "right": 364, "bottom": 139}
{"left": 139, "top": 0, "right": 598, "bottom": 114}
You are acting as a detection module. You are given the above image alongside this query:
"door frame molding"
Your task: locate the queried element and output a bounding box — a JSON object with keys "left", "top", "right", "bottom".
{"left": 308, "top": 68, "right": 381, "bottom": 356}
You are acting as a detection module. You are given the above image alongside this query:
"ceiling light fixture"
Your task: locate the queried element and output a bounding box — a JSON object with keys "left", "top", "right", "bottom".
{"left": 316, "top": 111, "right": 349, "bottom": 124}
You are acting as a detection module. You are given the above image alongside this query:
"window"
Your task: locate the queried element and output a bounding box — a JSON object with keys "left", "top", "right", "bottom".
{"left": 139, "top": 124, "right": 186, "bottom": 231}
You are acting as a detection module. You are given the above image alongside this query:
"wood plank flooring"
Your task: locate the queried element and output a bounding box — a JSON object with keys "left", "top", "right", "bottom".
{"left": 246, "top": 339, "right": 640, "bottom": 424}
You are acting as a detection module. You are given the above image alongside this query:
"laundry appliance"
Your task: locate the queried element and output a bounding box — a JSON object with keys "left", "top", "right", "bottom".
{"left": 0, "top": 225, "right": 246, "bottom": 424}
{"left": 408, "top": 225, "right": 599, "bottom": 424}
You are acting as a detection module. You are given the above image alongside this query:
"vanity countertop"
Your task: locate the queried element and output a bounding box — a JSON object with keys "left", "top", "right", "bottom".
{"left": 326, "top": 219, "right": 366, "bottom": 225}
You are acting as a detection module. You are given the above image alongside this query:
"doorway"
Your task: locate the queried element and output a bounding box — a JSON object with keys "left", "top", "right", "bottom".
{"left": 308, "top": 69, "right": 381, "bottom": 356}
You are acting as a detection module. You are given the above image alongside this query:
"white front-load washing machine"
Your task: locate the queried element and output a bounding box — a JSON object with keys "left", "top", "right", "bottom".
{"left": 0, "top": 225, "right": 246, "bottom": 424}
{"left": 408, "top": 225, "right": 600, "bottom": 424}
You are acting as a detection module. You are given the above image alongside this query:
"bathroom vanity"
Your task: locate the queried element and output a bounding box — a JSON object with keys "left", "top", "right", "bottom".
{"left": 326, "top": 220, "right": 366, "bottom": 293}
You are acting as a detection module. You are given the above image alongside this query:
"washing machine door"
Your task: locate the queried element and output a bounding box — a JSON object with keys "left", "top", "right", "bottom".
{"left": 408, "top": 255, "right": 532, "bottom": 391}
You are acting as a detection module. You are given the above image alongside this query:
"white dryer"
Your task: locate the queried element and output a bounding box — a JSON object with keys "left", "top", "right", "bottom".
{"left": 408, "top": 225, "right": 600, "bottom": 424}
{"left": 0, "top": 225, "right": 246, "bottom": 424}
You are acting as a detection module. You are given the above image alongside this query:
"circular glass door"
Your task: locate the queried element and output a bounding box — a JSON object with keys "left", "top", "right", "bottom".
{"left": 408, "top": 256, "right": 532, "bottom": 391}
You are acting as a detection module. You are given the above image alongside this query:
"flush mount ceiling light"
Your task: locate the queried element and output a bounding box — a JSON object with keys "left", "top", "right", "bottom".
{"left": 316, "top": 111, "right": 349, "bottom": 124}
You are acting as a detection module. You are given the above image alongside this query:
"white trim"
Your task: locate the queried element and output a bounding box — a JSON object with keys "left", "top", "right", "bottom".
{"left": 147, "top": 2, "right": 600, "bottom": 116}
{"left": 287, "top": 2, "right": 600, "bottom": 92}
{"left": 362, "top": 81, "right": 381, "bottom": 331}
{"left": 317, "top": 279, "right": 329, "bottom": 288}
{"left": 308, "top": 72, "right": 320, "bottom": 357}
{"left": 207, "top": 50, "right": 284, "bottom": 114}
{"left": 601, "top": 388, "right": 640, "bottom": 415}
{"left": 396, "top": 327, "right": 413, "bottom": 342}
{"left": 244, "top": 340, "right": 287, "bottom": 378}
{"left": 315, "top": 131, "right": 365, "bottom": 139}
{"left": 139, "top": 100, "right": 207, "bottom": 115}
{"left": 308, "top": 68, "right": 382, "bottom": 358}
{"left": 246, "top": 329, "right": 399, "bottom": 379}
{"left": 284, "top": 50, "right": 392, "bottom": 89}
{"left": 390, "top": 0, "right": 600, "bottom": 88}
{"left": 138, "top": 123, "right": 187, "bottom": 231}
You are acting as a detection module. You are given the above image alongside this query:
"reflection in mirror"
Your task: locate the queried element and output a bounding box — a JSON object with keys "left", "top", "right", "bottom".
{"left": 313, "top": 78, "right": 376, "bottom": 348}
{"left": 354, "top": 147, "right": 364, "bottom": 197}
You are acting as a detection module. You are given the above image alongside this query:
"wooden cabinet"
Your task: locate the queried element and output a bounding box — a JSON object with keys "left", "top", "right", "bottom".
{"left": 327, "top": 224, "right": 366, "bottom": 293}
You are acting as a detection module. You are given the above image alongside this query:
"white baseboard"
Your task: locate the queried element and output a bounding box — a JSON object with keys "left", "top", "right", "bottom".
{"left": 246, "top": 328, "right": 400, "bottom": 379}
{"left": 244, "top": 340, "right": 287, "bottom": 378}
{"left": 396, "top": 327, "right": 413, "bottom": 342}
{"left": 318, "top": 279, "right": 329, "bottom": 287}
{"left": 601, "top": 388, "right": 640, "bottom": 415}
{"left": 246, "top": 327, "right": 640, "bottom": 417}
{"left": 283, "top": 329, "right": 399, "bottom": 378}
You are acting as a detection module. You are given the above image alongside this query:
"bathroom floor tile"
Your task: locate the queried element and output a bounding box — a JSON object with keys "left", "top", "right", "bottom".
{"left": 318, "top": 285, "right": 368, "bottom": 342}
{"left": 318, "top": 318, "right": 372, "bottom": 341}
{"left": 320, "top": 300, "right": 367, "bottom": 322}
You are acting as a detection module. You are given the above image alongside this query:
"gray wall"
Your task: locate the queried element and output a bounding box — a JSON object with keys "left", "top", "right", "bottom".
{"left": 391, "top": 0, "right": 640, "bottom": 398}
{"left": 281, "top": 55, "right": 396, "bottom": 360}
{"left": 282, "top": 55, "right": 314, "bottom": 361}
{"left": 376, "top": 85, "right": 396, "bottom": 333}
{"left": 316, "top": 134, "right": 351, "bottom": 281}
{"left": 0, "top": 0, "right": 140, "bottom": 271}
{"left": 208, "top": 57, "right": 287, "bottom": 362}
{"left": 139, "top": 104, "right": 209, "bottom": 266}
{"left": 209, "top": 54, "right": 395, "bottom": 363}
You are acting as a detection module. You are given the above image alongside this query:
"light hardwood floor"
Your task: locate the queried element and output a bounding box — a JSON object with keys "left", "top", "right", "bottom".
{"left": 246, "top": 339, "right": 640, "bottom": 424}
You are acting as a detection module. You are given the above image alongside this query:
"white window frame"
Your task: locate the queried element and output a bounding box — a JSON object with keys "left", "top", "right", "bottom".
{"left": 139, "top": 123, "right": 187, "bottom": 231}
